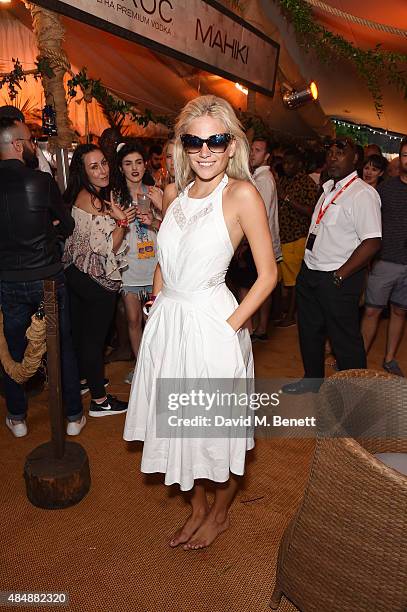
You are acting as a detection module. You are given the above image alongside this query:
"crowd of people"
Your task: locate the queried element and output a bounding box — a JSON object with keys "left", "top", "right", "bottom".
{"left": 0, "top": 96, "right": 406, "bottom": 548}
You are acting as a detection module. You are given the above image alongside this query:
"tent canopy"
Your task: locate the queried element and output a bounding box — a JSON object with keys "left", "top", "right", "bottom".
{"left": 0, "top": 0, "right": 406, "bottom": 139}
{"left": 253, "top": 0, "right": 407, "bottom": 134}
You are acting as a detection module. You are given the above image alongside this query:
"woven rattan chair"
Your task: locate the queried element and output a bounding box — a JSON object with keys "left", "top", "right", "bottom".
{"left": 270, "top": 369, "right": 407, "bottom": 612}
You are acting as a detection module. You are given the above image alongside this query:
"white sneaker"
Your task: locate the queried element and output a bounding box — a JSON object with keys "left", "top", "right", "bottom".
{"left": 66, "top": 415, "right": 87, "bottom": 436}
{"left": 124, "top": 368, "right": 134, "bottom": 385}
{"left": 6, "top": 417, "right": 28, "bottom": 438}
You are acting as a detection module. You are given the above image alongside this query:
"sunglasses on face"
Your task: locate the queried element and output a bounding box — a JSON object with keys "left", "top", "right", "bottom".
{"left": 180, "top": 133, "right": 233, "bottom": 154}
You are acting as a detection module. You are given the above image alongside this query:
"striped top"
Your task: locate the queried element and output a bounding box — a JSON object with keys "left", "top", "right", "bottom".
{"left": 377, "top": 177, "right": 407, "bottom": 264}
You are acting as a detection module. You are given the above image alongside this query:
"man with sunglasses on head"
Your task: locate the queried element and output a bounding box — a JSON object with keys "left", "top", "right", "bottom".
{"left": 0, "top": 105, "right": 53, "bottom": 175}
{"left": 0, "top": 117, "right": 84, "bottom": 437}
{"left": 283, "top": 138, "right": 382, "bottom": 394}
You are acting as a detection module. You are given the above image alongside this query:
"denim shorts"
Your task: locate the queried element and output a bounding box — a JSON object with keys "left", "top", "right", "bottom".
{"left": 365, "top": 260, "right": 407, "bottom": 309}
{"left": 121, "top": 284, "right": 153, "bottom": 298}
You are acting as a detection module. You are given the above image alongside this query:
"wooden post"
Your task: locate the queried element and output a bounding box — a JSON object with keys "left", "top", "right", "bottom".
{"left": 44, "top": 280, "right": 65, "bottom": 458}
{"left": 247, "top": 89, "right": 256, "bottom": 113}
{"left": 23, "top": 281, "right": 90, "bottom": 509}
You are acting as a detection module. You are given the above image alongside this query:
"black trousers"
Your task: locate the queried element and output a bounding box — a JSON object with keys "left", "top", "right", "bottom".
{"left": 296, "top": 263, "right": 367, "bottom": 378}
{"left": 65, "top": 265, "right": 117, "bottom": 398}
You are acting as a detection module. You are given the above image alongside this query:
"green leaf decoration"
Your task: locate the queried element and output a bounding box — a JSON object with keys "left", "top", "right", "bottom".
{"left": 1, "top": 60, "right": 171, "bottom": 129}
{"left": 277, "top": 0, "right": 407, "bottom": 117}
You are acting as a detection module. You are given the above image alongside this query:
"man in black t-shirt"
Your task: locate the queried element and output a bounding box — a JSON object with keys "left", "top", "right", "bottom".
{"left": 362, "top": 138, "right": 407, "bottom": 376}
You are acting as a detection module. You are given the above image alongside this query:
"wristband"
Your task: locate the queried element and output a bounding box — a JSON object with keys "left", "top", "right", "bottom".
{"left": 116, "top": 218, "right": 129, "bottom": 228}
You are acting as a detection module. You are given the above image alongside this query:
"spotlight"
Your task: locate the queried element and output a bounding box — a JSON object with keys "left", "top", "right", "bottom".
{"left": 0, "top": 0, "right": 12, "bottom": 4}
{"left": 282, "top": 81, "right": 318, "bottom": 110}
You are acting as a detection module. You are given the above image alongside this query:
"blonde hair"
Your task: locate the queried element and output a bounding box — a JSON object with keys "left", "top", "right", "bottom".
{"left": 173, "top": 95, "right": 252, "bottom": 193}
{"left": 163, "top": 135, "right": 176, "bottom": 151}
{"left": 163, "top": 135, "right": 176, "bottom": 184}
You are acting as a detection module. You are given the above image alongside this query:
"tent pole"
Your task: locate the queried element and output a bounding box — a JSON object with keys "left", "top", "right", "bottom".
{"left": 55, "top": 148, "right": 69, "bottom": 192}
{"left": 247, "top": 89, "right": 256, "bottom": 113}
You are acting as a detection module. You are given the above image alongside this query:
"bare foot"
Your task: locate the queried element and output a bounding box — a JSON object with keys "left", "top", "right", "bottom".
{"left": 169, "top": 508, "right": 208, "bottom": 547}
{"left": 183, "top": 514, "right": 230, "bottom": 550}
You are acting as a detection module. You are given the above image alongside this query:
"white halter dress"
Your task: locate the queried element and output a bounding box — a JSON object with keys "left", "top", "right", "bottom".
{"left": 123, "top": 175, "right": 255, "bottom": 491}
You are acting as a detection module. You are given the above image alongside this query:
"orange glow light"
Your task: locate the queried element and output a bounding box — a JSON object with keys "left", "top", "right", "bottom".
{"left": 235, "top": 82, "right": 248, "bottom": 96}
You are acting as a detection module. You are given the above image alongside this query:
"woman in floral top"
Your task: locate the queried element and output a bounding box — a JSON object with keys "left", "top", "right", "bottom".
{"left": 63, "top": 144, "right": 136, "bottom": 417}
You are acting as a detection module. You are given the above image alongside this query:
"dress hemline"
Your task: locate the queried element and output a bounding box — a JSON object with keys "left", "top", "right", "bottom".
{"left": 140, "top": 447, "right": 255, "bottom": 491}
{"left": 124, "top": 430, "right": 255, "bottom": 492}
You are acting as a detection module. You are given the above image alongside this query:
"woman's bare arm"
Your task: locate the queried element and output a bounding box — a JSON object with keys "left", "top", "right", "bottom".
{"left": 225, "top": 181, "right": 277, "bottom": 331}
{"left": 151, "top": 183, "right": 178, "bottom": 295}
{"left": 75, "top": 190, "right": 132, "bottom": 254}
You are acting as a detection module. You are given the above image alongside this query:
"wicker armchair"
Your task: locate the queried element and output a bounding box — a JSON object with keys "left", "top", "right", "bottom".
{"left": 270, "top": 370, "right": 407, "bottom": 612}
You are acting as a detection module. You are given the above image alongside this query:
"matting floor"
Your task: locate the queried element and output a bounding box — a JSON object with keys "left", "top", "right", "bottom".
{"left": 0, "top": 319, "right": 405, "bottom": 612}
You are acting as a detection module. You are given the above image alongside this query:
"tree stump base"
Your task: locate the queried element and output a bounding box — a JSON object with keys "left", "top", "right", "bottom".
{"left": 23, "top": 441, "right": 90, "bottom": 509}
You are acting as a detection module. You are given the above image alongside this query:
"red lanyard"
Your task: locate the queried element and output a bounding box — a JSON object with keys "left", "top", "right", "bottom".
{"left": 316, "top": 175, "right": 358, "bottom": 225}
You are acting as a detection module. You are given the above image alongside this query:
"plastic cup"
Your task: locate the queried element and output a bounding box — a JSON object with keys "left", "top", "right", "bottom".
{"left": 137, "top": 193, "right": 151, "bottom": 214}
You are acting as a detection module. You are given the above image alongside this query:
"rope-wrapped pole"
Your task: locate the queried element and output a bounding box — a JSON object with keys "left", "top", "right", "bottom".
{"left": 0, "top": 311, "right": 46, "bottom": 384}
{"left": 24, "top": 2, "right": 74, "bottom": 150}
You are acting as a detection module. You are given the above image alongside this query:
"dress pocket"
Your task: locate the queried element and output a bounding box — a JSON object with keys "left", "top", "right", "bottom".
{"left": 221, "top": 319, "right": 237, "bottom": 338}
{"left": 204, "top": 313, "right": 237, "bottom": 340}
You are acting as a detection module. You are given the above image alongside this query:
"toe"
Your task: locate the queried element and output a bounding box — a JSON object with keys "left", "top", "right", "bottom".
{"left": 169, "top": 531, "right": 185, "bottom": 547}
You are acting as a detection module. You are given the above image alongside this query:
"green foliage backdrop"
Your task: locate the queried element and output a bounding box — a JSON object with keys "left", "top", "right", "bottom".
{"left": 277, "top": 0, "right": 407, "bottom": 117}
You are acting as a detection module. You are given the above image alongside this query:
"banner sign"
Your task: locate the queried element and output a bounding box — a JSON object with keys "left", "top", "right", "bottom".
{"left": 33, "top": 0, "right": 279, "bottom": 96}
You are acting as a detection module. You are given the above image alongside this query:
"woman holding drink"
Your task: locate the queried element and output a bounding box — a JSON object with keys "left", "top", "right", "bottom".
{"left": 63, "top": 144, "right": 135, "bottom": 417}
{"left": 112, "top": 141, "right": 161, "bottom": 384}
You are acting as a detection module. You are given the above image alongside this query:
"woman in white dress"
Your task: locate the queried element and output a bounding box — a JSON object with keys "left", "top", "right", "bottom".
{"left": 124, "top": 95, "right": 277, "bottom": 549}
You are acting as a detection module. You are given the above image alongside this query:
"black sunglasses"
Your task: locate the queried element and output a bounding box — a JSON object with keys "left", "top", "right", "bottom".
{"left": 181, "top": 133, "right": 233, "bottom": 154}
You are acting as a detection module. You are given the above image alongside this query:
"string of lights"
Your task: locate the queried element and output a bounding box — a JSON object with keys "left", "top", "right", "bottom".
{"left": 332, "top": 118, "right": 405, "bottom": 142}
